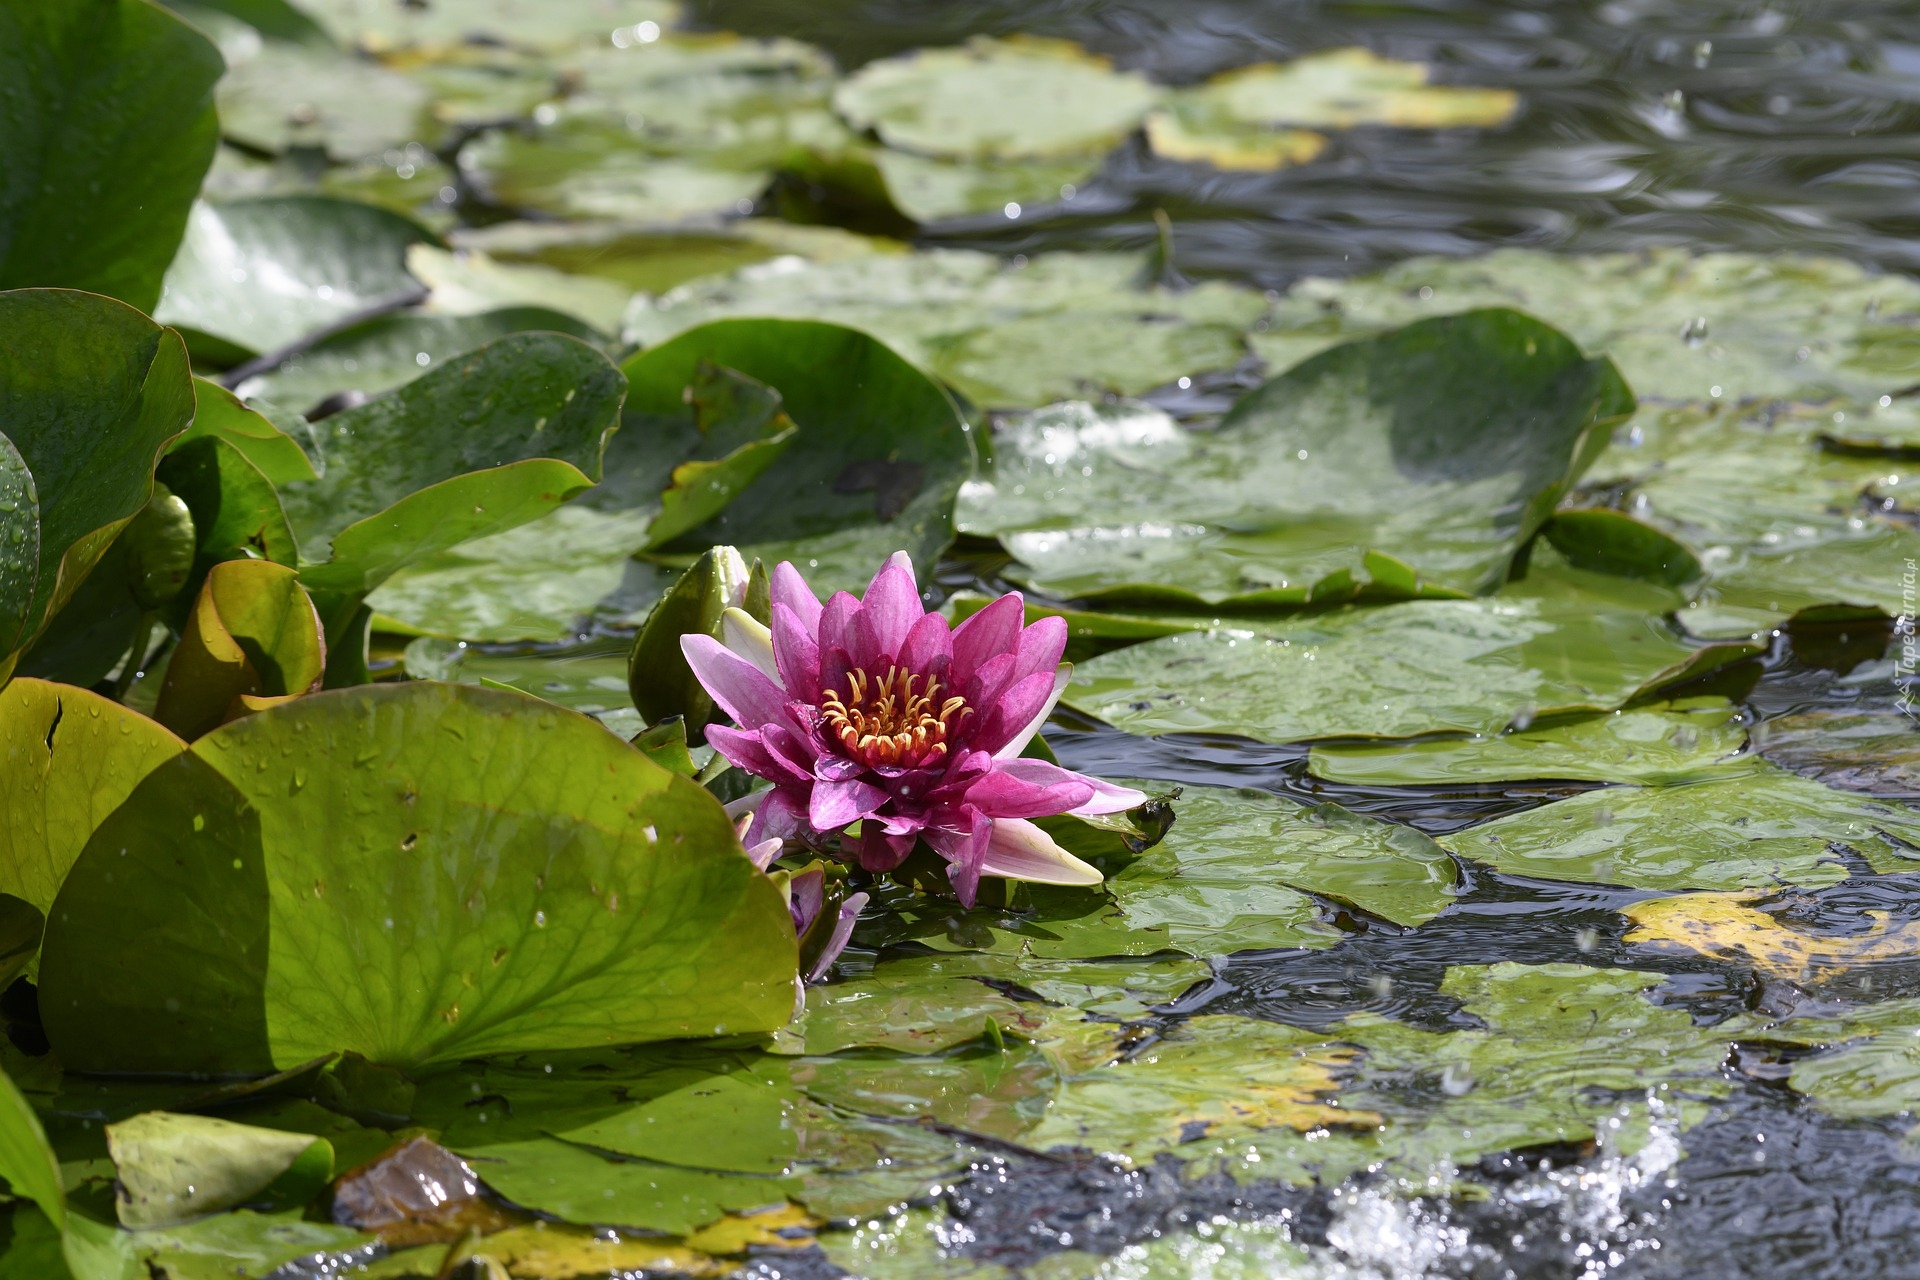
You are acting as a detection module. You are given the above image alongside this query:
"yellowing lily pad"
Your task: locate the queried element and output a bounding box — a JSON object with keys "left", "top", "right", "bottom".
{"left": 1170, "top": 49, "right": 1519, "bottom": 134}
{"left": 1624, "top": 891, "right": 1920, "bottom": 981}
{"left": 1142, "top": 108, "right": 1326, "bottom": 172}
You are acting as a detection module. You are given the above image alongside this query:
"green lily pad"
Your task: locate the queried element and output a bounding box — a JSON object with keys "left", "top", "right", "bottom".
{"left": 0, "top": 678, "right": 184, "bottom": 922}
{"left": 1782, "top": 1000, "right": 1920, "bottom": 1119}
{"left": 235, "top": 306, "right": 610, "bottom": 414}
{"left": 461, "top": 1138, "right": 797, "bottom": 1235}
{"left": 1251, "top": 247, "right": 1920, "bottom": 408}
{"left": 119, "top": 1209, "right": 369, "bottom": 1280}
{"left": 620, "top": 319, "right": 973, "bottom": 595}
{"left": 292, "top": 0, "right": 678, "bottom": 53}
{"left": 1142, "top": 109, "right": 1326, "bottom": 173}
{"left": 0, "top": 0, "right": 221, "bottom": 311}
{"left": 1118, "top": 786, "right": 1458, "bottom": 941}
{"left": 155, "top": 197, "right": 440, "bottom": 361}
{"left": 455, "top": 217, "right": 897, "bottom": 295}
{"left": 1065, "top": 565, "right": 1738, "bottom": 744}
{"left": 1309, "top": 699, "right": 1748, "bottom": 787}
{"left": 106, "top": 1111, "right": 332, "bottom": 1229}
{"left": 1596, "top": 402, "right": 1920, "bottom": 635}
{"left": 624, "top": 249, "right": 1267, "bottom": 409}
{"left": 1440, "top": 761, "right": 1920, "bottom": 892}
{"left": 861, "top": 147, "right": 1100, "bottom": 225}
{"left": 279, "top": 331, "right": 623, "bottom": 599}
{"left": 38, "top": 682, "right": 797, "bottom": 1074}
{"left": 218, "top": 41, "right": 432, "bottom": 162}
{"left": 1024, "top": 1015, "right": 1363, "bottom": 1162}
{"left": 405, "top": 246, "right": 631, "bottom": 334}
{"left": 1755, "top": 708, "right": 1920, "bottom": 796}
{"left": 463, "top": 122, "right": 781, "bottom": 224}
{"left": 833, "top": 36, "right": 1158, "bottom": 163}
{"left": 0, "top": 290, "right": 196, "bottom": 678}
{"left": 963, "top": 310, "right": 1630, "bottom": 606}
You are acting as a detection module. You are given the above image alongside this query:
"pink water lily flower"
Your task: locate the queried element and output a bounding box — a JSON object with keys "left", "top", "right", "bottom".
{"left": 682, "top": 552, "right": 1146, "bottom": 906}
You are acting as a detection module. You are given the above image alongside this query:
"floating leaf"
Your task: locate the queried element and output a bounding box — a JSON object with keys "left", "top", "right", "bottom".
{"left": 107, "top": 1112, "right": 332, "bottom": 1229}
{"left": 39, "top": 682, "right": 796, "bottom": 1074}
{"left": 1624, "top": 891, "right": 1920, "bottom": 981}
{"left": 289, "top": 0, "right": 678, "bottom": 51}
{"left": 1159, "top": 49, "right": 1518, "bottom": 143}
{"left": 463, "top": 1138, "right": 797, "bottom": 1235}
{"left": 0, "top": 290, "right": 196, "bottom": 680}
{"left": 1784, "top": 1000, "right": 1920, "bottom": 1120}
{"left": 624, "top": 249, "right": 1266, "bottom": 409}
{"left": 407, "top": 246, "right": 631, "bottom": 334}
{"left": 155, "top": 197, "right": 439, "bottom": 361}
{"left": 1308, "top": 699, "right": 1747, "bottom": 787}
{"left": 1755, "top": 708, "right": 1920, "bottom": 796}
{"left": 799, "top": 143, "right": 1101, "bottom": 225}
{"left": 1025, "top": 1016, "right": 1371, "bottom": 1161}
{"left": 834, "top": 37, "right": 1158, "bottom": 163}
{"left": 1441, "top": 761, "right": 1920, "bottom": 892}
{"left": 153, "top": 560, "right": 327, "bottom": 741}
{"left": 1542, "top": 508, "right": 1703, "bottom": 590}
{"left": 0, "top": 678, "right": 184, "bottom": 921}
{"left": 1142, "top": 108, "right": 1326, "bottom": 173}
{"left": 964, "top": 311, "right": 1630, "bottom": 606}
{"left": 0, "top": 0, "right": 221, "bottom": 310}
{"left": 236, "top": 306, "right": 610, "bottom": 414}
{"left": 218, "top": 41, "right": 432, "bottom": 162}
{"left": 1066, "top": 566, "right": 1745, "bottom": 744}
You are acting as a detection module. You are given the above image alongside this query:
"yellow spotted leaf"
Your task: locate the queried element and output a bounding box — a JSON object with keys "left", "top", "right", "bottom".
{"left": 1624, "top": 892, "right": 1920, "bottom": 981}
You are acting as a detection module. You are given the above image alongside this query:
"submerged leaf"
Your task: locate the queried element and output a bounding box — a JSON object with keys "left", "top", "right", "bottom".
{"left": 1624, "top": 892, "right": 1920, "bottom": 981}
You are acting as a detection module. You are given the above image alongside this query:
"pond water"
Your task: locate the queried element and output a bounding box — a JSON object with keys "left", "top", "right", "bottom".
{"left": 41, "top": 0, "right": 1920, "bottom": 1275}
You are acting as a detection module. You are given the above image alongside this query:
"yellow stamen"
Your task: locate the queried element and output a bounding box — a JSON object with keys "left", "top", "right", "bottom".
{"left": 819, "top": 664, "right": 973, "bottom": 768}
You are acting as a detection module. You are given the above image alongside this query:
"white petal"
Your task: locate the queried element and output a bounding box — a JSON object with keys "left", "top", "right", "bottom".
{"left": 744, "top": 836, "right": 783, "bottom": 871}
{"left": 1071, "top": 777, "right": 1149, "bottom": 816}
{"left": 993, "top": 665, "right": 1071, "bottom": 761}
{"left": 721, "top": 607, "right": 780, "bottom": 683}
{"left": 979, "top": 817, "right": 1103, "bottom": 887}
{"left": 714, "top": 545, "right": 752, "bottom": 608}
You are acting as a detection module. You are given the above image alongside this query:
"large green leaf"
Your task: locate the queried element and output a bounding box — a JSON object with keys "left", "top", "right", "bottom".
{"left": 39, "top": 682, "right": 797, "bottom": 1074}
{"left": 624, "top": 249, "right": 1265, "bottom": 409}
{"left": 217, "top": 40, "right": 431, "bottom": 163}
{"left": 0, "top": 0, "right": 221, "bottom": 311}
{"left": 155, "top": 197, "right": 439, "bottom": 361}
{"left": 963, "top": 311, "right": 1631, "bottom": 605}
{"left": 0, "top": 678, "right": 184, "bottom": 921}
{"left": 1065, "top": 565, "right": 1743, "bottom": 744}
{"left": 175, "top": 379, "right": 317, "bottom": 488}
{"left": 619, "top": 319, "right": 973, "bottom": 595}
{"left": 0, "top": 290, "right": 196, "bottom": 678}
{"left": 1439, "top": 761, "right": 1920, "bottom": 892}
{"left": 279, "top": 332, "right": 623, "bottom": 598}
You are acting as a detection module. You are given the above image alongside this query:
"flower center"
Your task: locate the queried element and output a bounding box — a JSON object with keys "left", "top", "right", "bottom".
{"left": 819, "top": 665, "right": 972, "bottom": 769}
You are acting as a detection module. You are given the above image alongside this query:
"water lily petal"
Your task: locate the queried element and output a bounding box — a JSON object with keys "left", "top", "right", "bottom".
{"left": 745, "top": 836, "right": 783, "bottom": 872}
{"left": 721, "top": 607, "right": 779, "bottom": 682}
{"left": 896, "top": 610, "right": 953, "bottom": 680}
{"left": 771, "top": 561, "right": 824, "bottom": 636}
{"left": 819, "top": 591, "right": 860, "bottom": 655}
{"left": 1071, "top": 776, "right": 1150, "bottom": 816}
{"left": 1010, "top": 614, "right": 1068, "bottom": 683}
{"left": 804, "top": 891, "right": 868, "bottom": 984}
{"left": 973, "top": 668, "right": 1062, "bottom": 757}
{"left": 811, "top": 776, "right": 888, "bottom": 830}
{"left": 993, "top": 667, "right": 1070, "bottom": 760}
{"left": 952, "top": 592, "right": 1025, "bottom": 685}
{"left": 771, "top": 602, "right": 822, "bottom": 702}
{"left": 926, "top": 806, "right": 994, "bottom": 908}
{"left": 855, "top": 823, "right": 916, "bottom": 870}
{"left": 787, "top": 865, "right": 825, "bottom": 934}
{"left": 980, "top": 817, "right": 1103, "bottom": 887}
{"left": 706, "top": 724, "right": 811, "bottom": 786}
{"left": 681, "top": 634, "right": 793, "bottom": 730}
{"left": 965, "top": 757, "right": 1096, "bottom": 819}
{"left": 858, "top": 550, "right": 922, "bottom": 660}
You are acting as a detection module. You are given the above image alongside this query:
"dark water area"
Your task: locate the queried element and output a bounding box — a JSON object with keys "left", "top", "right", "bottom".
{"left": 696, "top": 0, "right": 1920, "bottom": 292}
